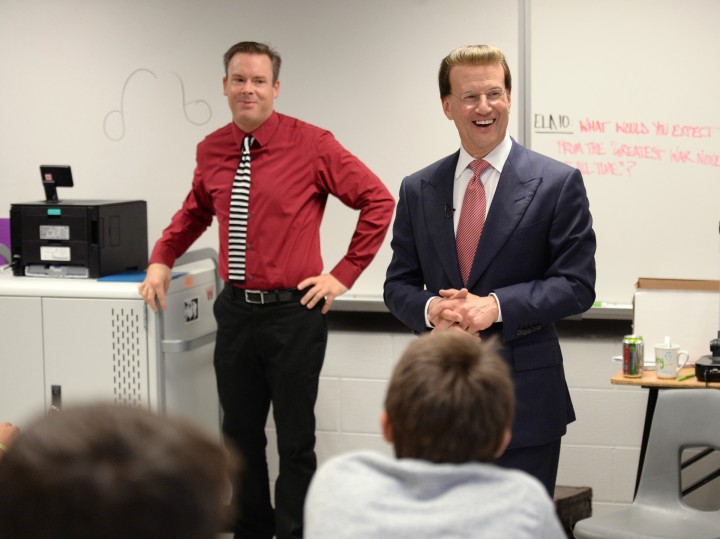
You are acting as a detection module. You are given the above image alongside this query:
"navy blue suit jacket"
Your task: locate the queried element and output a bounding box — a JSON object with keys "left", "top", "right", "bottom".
{"left": 384, "top": 139, "right": 596, "bottom": 448}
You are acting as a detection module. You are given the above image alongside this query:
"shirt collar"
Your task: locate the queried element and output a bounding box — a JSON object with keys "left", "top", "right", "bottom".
{"left": 455, "top": 132, "right": 512, "bottom": 179}
{"left": 231, "top": 111, "right": 281, "bottom": 149}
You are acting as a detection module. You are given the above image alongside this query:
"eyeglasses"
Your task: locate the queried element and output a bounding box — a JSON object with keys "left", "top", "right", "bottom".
{"left": 450, "top": 88, "right": 506, "bottom": 107}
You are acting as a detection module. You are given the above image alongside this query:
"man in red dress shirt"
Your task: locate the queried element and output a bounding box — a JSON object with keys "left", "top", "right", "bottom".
{"left": 139, "top": 41, "right": 394, "bottom": 539}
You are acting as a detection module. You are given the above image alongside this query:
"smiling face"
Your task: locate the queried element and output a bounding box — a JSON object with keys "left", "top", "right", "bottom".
{"left": 223, "top": 52, "right": 279, "bottom": 132}
{"left": 442, "top": 62, "right": 511, "bottom": 158}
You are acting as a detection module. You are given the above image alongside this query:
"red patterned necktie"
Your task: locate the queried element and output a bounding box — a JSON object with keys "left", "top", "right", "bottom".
{"left": 456, "top": 159, "right": 491, "bottom": 285}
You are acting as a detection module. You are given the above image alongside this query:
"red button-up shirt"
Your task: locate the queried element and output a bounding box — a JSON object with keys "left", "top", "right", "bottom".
{"left": 149, "top": 112, "right": 394, "bottom": 290}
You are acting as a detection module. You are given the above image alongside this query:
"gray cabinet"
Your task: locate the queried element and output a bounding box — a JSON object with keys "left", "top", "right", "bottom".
{"left": 0, "top": 258, "right": 221, "bottom": 438}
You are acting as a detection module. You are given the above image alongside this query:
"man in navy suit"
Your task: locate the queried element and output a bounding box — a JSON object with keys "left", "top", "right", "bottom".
{"left": 383, "top": 44, "right": 596, "bottom": 495}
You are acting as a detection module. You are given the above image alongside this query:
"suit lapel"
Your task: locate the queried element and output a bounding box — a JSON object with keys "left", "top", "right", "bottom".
{"left": 422, "top": 152, "right": 463, "bottom": 286}
{"left": 466, "top": 143, "right": 542, "bottom": 288}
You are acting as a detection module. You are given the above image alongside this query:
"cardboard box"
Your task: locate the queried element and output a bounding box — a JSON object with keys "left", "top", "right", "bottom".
{"left": 636, "top": 278, "right": 720, "bottom": 292}
{"left": 633, "top": 279, "right": 720, "bottom": 365}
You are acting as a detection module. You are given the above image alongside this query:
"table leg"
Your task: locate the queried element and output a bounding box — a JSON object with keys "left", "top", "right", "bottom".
{"left": 634, "top": 387, "right": 658, "bottom": 498}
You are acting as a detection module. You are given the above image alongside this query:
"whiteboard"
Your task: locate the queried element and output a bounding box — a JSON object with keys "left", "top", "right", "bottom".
{"left": 0, "top": 0, "right": 520, "bottom": 297}
{"left": 530, "top": 0, "right": 720, "bottom": 305}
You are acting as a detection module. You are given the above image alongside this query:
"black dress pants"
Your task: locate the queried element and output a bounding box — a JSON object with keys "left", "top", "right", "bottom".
{"left": 213, "top": 285, "right": 327, "bottom": 539}
{"left": 496, "top": 438, "right": 562, "bottom": 496}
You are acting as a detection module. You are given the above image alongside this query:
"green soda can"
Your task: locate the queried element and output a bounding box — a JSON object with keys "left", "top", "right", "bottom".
{"left": 623, "top": 335, "right": 644, "bottom": 377}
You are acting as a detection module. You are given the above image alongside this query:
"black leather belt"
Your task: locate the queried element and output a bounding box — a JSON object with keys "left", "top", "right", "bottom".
{"left": 226, "top": 284, "right": 303, "bottom": 305}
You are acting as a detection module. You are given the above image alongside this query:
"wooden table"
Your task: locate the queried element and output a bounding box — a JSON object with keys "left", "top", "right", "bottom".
{"left": 611, "top": 368, "right": 720, "bottom": 495}
{"left": 611, "top": 367, "right": 720, "bottom": 390}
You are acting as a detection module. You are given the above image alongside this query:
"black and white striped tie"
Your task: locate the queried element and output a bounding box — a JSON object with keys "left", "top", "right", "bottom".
{"left": 228, "top": 135, "right": 254, "bottom": 281}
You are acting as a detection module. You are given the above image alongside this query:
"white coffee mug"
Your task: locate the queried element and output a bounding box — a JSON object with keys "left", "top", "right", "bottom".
{"left": 655, "top": 344, "right": 690, "bottom": 379}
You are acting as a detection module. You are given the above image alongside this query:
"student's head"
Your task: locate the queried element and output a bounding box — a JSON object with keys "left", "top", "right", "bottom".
{"left": 223, "top": 41, "right": 281, "bottom": 132}
{"left": 382, "top": 332, "right": 513, "bottom": 464}
{"left": 0, "top": 403, "right": 238, "bottom": 539}
{"left": 438, "top": 44, "right": 512, "bottom": 158}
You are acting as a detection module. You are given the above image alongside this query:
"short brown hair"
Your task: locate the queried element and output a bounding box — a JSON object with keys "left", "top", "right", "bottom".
{"left": 0, "top": 404, "right": 239, "bottom": 539}
{"left": 385, "top": 332, "right": 514, "bottom": 464}
{"left": 438, "top": 44, "right": 512, "bottom": 98}
{"left": 223, "top": 41, "right": 281, "bottom": 83}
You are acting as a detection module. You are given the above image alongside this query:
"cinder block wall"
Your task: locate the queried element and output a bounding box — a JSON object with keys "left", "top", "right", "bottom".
{"left": 266, "top": 314, "right": 639, "bottom": 514}
{"left": 553, "top": 319, "right": 642, "bottom": 516}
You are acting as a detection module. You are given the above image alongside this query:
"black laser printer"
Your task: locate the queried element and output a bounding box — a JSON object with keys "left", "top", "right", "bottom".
{"left": 10, "top": 165, "right": 148, "bottom": 278}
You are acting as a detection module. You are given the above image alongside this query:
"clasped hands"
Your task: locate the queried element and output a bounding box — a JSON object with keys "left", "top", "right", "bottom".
{"left": 428, "top": 288, "right": 498, "bottom": 336}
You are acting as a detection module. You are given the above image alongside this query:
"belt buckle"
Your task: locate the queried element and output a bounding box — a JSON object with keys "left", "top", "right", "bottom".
{"left": 244, "top": 289, "right": 265, "bottom": 304}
